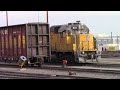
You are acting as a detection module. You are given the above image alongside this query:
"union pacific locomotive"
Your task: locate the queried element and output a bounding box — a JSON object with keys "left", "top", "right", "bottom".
{"left": 50, "top": 21, "right": 101, "bottom": 63}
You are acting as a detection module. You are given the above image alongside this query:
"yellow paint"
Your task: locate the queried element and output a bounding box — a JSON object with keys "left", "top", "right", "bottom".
{"left": 6, "top": 36, "right": 8, "bottom": 48}
{"left": 22, "top": 36, "right": 25, "bottom": 48}
{"left": 51, "top": 32, "right": 73, "bottom": 52}
{"left": 1, "top": 36, "right": 4, "bottom": 49}
{"left": 9, "top": 35, "right": 12, "bottom": 48}
{"left": 50, "top": 32, "right": 97, "bottom": 52}
{"left": 79, "top": 34, "right": 95, "bottom": 51}
{"left": 67, "top": 36, "right": 71, "bottom": 44}
{"left": 73, "top": 44, "right": 76, "bottom": 51}
{"left": 14, "top": 36, "right": 16, "bottom": 48}
{"left": 18, "top": 34, "right": 21, "bottom": 48}
{"left": 109, "top": 47, "right": 115, "bottom": 51}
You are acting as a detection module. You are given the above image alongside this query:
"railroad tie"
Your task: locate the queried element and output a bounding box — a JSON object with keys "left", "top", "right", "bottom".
{"left": 68, "top": 69, "right": 76, "bottom": 75}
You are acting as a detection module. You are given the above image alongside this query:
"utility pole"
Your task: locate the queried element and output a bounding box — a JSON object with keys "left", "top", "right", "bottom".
{"left": 111, "top": 32, "right": 113, "bottom": 44}
{"left": 6, "top": 11, "right": 8, "bottom": 26}
{"left": 5, "top": 11, "right": 9, "bottom": 59}
{"left": 117, "top": 35, "right": 119, "bottom": 44}
{"left": 0, "top": 11, "right": 8, "bottom": 26}
{"left": 46, "top": 11, "right": 48, "bottom": 23}
{"left": 38, "top": 11, "right": 39, "bottom": 23}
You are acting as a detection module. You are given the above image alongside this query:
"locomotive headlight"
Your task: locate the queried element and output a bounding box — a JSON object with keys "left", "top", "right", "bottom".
{"left": 82, "top": 51, "right": 84, "bottom": 54}
{"left": 96, "top": 51, "right": 99, "bottom": 54}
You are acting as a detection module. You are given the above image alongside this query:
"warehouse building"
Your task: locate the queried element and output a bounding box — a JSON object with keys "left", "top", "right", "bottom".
{"left": 95, "top": 34, "right": 120, "bottom": 51}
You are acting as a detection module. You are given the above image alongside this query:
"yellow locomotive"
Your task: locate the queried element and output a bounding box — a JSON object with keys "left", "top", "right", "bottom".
{"left": 50, "top": 21, "right": 101, "bottom": 63}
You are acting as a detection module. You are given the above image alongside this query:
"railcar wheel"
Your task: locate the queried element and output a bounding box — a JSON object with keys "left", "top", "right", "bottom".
{"left": 96, "top": 56, "right": 101, "bottom": 62}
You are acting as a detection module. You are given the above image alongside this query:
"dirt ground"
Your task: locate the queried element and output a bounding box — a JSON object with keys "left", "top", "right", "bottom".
{"left": 80, "top": 58, "right": 120, "bottom": 64}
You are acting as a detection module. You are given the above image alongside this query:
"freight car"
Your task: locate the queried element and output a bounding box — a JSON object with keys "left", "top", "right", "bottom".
{"left": 50, "top": 21, "right": 101, "bottom": 63}
{"left": 0, "top": 23, "right": 51, "bottom": 66}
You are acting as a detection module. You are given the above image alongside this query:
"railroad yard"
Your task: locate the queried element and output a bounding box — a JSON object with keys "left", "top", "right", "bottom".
{"left": 1, "top": 11, "right": 120, "bottom": 79}
{"left": 0, "top": 58, "right": 120, "bottom": 79}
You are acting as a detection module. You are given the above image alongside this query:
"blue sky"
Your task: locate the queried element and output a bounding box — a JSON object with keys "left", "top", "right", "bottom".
{"left": 0, "top": 11, "right": 120, "bottom": 36}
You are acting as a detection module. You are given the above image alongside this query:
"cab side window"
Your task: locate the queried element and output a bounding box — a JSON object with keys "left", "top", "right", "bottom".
{"left": 68, "top": 31, "right": 71, "bottom": 36}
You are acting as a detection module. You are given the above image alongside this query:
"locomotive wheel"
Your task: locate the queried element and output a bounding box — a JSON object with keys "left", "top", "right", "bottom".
{"left": 84, "top": 57, "right": 87, "bottom": 63}
{"left": 31, "top": 64, "right": 34, "bottom": 67}
{"left": 37, "top": 63, "right": 41, "bottom": 67}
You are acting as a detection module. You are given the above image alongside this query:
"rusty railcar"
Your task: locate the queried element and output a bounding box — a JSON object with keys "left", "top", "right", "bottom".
{"left": 0, "top": 23, "right": 51, "bottom": 66}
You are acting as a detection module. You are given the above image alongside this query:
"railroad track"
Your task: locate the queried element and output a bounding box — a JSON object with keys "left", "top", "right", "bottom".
{"left": 1, "top": 60, "right": 120, "bottom": 68}
{"left": 0, "top": 65, "right": 119, "bottom": 79}
{"left": 1, "top": 63, "right": 120, "bottom": 74}
{"left": 0, "top": 63, "right": 120, "bottom": 79}
{"left": 45, "top": 62, "right": 120, "bottom": 68}
{"left": 0, "top": 70, "right": 99, "bottom": 79}
{"left": 40, "top": 65, "right": 120, "bottom": 74}
{"left": 0, "top": 70, "right": 52, "bottom": 79}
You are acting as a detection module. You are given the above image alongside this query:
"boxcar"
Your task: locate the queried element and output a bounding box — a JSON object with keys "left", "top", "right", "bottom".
{"left": 0, "top": 23, "right": 51, "bottom": 66}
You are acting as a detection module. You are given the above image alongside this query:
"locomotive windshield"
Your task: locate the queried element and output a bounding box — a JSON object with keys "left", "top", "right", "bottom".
{"left": 70, "top": 22, "right": 89, "bottom": 35}
{"left": 71, "top": 26, "right": 78, "bottom": 30}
